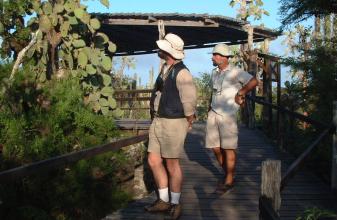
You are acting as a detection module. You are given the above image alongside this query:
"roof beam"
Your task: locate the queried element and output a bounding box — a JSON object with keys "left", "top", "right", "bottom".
{"left": 102, "top": 18, "right": 219, "bottom": 27}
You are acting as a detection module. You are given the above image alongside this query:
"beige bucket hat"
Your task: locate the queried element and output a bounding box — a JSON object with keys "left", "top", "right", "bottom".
{"left": 212, "top": 43, "right": 234, "bottom": 57}
{"left": 156, "top": 33, "right": 185, "bottom": 60}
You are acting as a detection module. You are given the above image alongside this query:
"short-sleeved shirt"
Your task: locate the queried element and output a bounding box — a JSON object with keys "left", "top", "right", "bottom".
{"left": 210, "top": 65, "right": 253, "bottom": 117}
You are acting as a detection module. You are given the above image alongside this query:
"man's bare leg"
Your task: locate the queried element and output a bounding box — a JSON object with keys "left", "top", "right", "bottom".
{"left": 166, "top": 158, "right": 183, "bottom": 219}
{"left": 166, "top": 158, "right": 183, "bottom": 193}
{"left": 145, "top": 152, "right": 171, "bottom": 212}
{"left": 212, "top": 147, "right": 225, "bottom": 168}
{"left": 148, "top": 152, "right": 168, "bottom": 188}
{"left": 212, "top": 147, "right": 236, "bottom": 195}
{"left": 223, "top": 149, "right": 236, "bottom": 185}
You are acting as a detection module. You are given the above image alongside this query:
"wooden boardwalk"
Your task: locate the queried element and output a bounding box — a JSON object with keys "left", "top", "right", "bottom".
{"left": 105, "top": 122, "right": 336, "bottom": 220}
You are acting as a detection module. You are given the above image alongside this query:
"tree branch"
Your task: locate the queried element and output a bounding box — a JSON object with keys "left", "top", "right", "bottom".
{"left": 10, "top": 30, "right": 40, "bottom": 80}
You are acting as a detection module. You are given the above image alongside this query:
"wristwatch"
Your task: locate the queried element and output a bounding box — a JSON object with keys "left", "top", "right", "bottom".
{"left": 236, "top": 92, "right": 244, "bottom": 97}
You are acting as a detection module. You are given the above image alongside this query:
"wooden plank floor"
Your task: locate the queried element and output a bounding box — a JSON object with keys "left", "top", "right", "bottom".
{"left": 104, "top": 122, "right": 336, "bottom": 220}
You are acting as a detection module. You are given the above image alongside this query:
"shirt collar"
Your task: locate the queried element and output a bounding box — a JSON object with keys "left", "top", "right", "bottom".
{"left": 215, "top": 64, "right": 232, "bottom": 74}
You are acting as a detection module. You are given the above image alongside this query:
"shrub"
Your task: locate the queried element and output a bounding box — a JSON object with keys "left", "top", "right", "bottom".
{"left": 0, "top": 63, "right": 134, "bottom": 219}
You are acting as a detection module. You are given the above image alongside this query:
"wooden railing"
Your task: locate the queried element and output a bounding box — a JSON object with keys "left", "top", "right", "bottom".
{"left": 114, "top": 89, "right": 152, "bottom": 108}
{"left": 0, "top": 133, "right": 148, "bottom": 183}
{"left": 246, "top": 96, "right": 337, "bottom": 219}
{"left": 114, "top": 89, "right": 210, "bottom": 120}
{"left": 114, "top": 89, "right": 152, "bottom": 119}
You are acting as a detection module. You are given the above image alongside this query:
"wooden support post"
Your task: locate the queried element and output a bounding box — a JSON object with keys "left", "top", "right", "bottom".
{"left": 276, "top": 63, "right": 283, "bottom": 150}
{"left": 332, "top": 101, "right": 337, "bottom": 191}
{"left": 244, "top": 24, "right": 256, "bottom": 128}
{"left": 262, "top": 70, "right": 267, "bottom": 129}
{"left": 267, "top": 61, "right": 273, "bottom": 135}
{"left": 278, "top": 111, "right": 285, "bottom": 151}
{"left": 261, "top": 160, "right": 281, "bottom": 213}
{"left": 263, "top": 39, "right": 270, "bottom": 53}
{"left": 262, "top": 58, "right": 273, "bottom": 135}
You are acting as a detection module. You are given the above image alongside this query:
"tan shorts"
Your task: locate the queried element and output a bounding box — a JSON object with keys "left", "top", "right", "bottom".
{"left": 205, "top": 110, "right": 238, "bottom": 149}
{"left": 148, "top": 117, "right": 189, "bottom": 158}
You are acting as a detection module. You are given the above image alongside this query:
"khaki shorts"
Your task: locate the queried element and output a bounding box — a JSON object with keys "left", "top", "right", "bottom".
{"left": 205, "top": 110, "right": 238, "bottom": 149}
{"left": 148, "top": 117, "right": 189, "bottom": 158}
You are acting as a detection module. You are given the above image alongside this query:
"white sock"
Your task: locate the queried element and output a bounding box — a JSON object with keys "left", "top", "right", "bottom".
{"left": 158, "top": 187, "right": 169, "bottom": 202}
{"left": 170, "top": 192, "right": 181, "bottom": 204}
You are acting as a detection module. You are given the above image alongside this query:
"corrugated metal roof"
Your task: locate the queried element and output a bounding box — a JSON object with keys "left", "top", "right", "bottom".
{"left": 94, "top": 12, "right": 280, "bottom": 56}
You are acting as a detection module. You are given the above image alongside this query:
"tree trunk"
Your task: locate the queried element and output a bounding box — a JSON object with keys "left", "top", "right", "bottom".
{"left": 333, "top": 14, "right": 337, "bottom": 38}
{"left": 323, "top": 14, "right": 331, "bottom": 47}
{"left": 314, "top": 15, "right": 321, "bottom": 41}
{"left": 332, "top": 101, "right": 337, "bottom": 191}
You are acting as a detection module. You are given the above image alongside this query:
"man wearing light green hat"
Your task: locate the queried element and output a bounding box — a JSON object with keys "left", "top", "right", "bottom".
{"left": 206, "top": 43, "right": 258, "bottom": 194}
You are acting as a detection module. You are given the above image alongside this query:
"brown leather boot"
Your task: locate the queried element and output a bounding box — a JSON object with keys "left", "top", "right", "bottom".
{"left": 144, "top": 199, "right": 170, "bottom": 212}
{"left": 165, "top": 204, "right": 182, "bottom": 220}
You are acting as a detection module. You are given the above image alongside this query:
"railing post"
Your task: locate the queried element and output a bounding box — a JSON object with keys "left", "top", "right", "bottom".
{"left": 276, "top": 63, "right": 283, "bottom": 150}
{"left": 332, "top": 101, "right": 337, "bottom": 191}
{"left": 262, "top": 58, "right": 273, "bottom": 136}
{"left": 247, "top": 51, "right": 258, "bottom": 129}
{"left": 278, "top": 111, "right": 285, "bottom": 151}
{"left": 261, "top": 160, "right": 281, "bottom": 214}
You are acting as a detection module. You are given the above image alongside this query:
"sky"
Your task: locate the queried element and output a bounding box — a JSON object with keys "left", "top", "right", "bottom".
{"left": 86, "top": 0, "right": 291, "bottom": 87}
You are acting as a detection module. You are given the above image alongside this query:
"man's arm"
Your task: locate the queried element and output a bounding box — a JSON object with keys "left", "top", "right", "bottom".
{"left": 176, "top": 69, "right": 197, "bottom": 128}
{"left": 235, "top": 77, "right": 258, "bottom": 105}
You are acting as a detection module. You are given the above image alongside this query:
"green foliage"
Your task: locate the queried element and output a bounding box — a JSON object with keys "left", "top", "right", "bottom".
{"left": 0, "top": 63, "right": 135, "bottom": 219}
{"left": 0, "top": 74, "right": 119, "bottom": 163}
{"left": 111, "top": 56, "right": 137, "bottom": 90}
{"left": 0, "top": 153, "right": 133, "bottom": 220}
{"left": 278, "top": 24, "right": 337, "bottom": 182}
{"left": 229, "top": 0, "right": 269, "bottom": 21}
{"left": 0, "top": 0, "right": 32, "bottom": 58}
{"left": 282, "top": 40, "right": 337, "bottom": 124}
{"left": 296, "top": 207, "right": 336, "bottom": 220}
{"left": 194, "top": 72, "right": 212, "bottom": 121}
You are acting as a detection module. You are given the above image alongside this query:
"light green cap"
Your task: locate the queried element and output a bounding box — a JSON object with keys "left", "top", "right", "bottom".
{"left": 211, "top": 43, "right": 233, "bottom": 57}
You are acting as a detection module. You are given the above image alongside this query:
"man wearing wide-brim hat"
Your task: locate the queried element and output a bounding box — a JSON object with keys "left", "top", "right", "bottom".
{"left": 206, "top": 43, "right": 258, "bottom": 195}
{"left": 145, "top": 33, "right": 197, "bottom": 220}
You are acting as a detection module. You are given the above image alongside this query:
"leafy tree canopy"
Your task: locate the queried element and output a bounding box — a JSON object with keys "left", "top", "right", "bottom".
{"left": 279, "top": 0, "right": 337, "bottom": 29}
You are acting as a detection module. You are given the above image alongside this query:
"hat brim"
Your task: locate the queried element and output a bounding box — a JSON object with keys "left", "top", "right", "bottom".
{"left": 156, "top": 39, "right": 184, "bottom": 60}
{"left": 208, "top": 52, "right": 234, "bottom": 57}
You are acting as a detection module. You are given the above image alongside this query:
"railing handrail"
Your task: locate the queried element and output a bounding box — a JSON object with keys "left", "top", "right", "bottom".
{"left": 280, "top": 127, "right": 332, "bottom": 191}
{"left": 249, "top": 95, "right": 336, "bottom": 219}
{"left": 0, "top": 133, "right": 148, "bottom": 183}
{"left": 246, "top": 95, "right": 332, "bottom": 130}
{"left": 114, "top": 89, "right": 153, "bottom": 94}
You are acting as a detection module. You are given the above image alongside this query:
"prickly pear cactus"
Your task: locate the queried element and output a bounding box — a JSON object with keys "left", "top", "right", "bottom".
{"left": 24, "top": 0, "right": 121, "bottom": 117}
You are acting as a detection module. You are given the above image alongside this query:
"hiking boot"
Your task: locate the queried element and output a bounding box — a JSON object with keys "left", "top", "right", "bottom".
{"left": 215, "top": 183, "right": 234, "bottom": 195}
{"left": 144, "top": 199, "right": 170, "bottom": 212}
{"left": 165, "top": 204, "right": 182, "bottom": 220}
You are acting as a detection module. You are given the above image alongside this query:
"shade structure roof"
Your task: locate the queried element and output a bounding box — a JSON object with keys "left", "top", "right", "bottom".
{"left": 95, "top": 13, "right": 280, "bottom": 56}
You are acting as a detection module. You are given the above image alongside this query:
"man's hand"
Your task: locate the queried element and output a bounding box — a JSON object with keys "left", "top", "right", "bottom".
{"left": 235, "top": 92, "right": 245, "bottom": 106}
{"left": 235, "top": 77, "right": 258, "bottom": 106}
{"left": 186, "top": 114, "right": 196, "bottom": 129}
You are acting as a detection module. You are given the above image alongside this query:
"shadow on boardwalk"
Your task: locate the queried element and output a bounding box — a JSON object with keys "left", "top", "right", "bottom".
{"left": 104, "top": 122, "right": 336, "bottom": 220}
